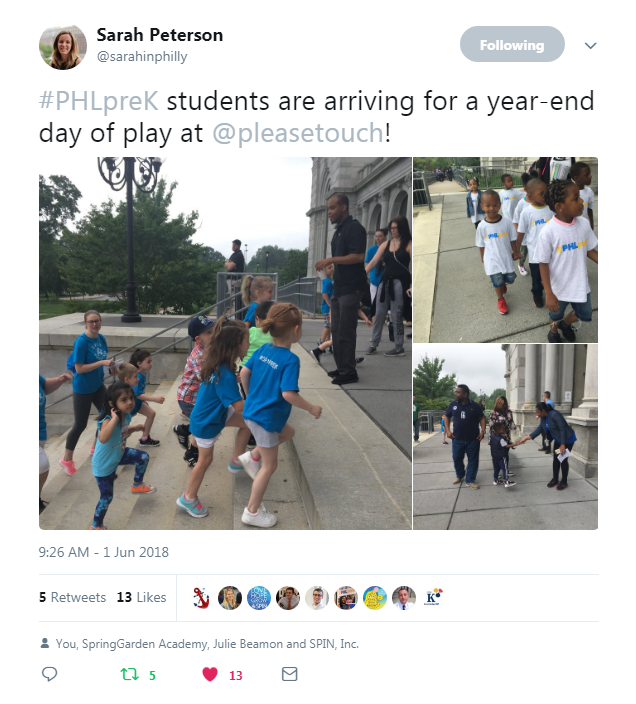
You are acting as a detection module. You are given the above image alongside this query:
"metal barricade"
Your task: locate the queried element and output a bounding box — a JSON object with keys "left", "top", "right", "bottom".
{"left": 456, "top": 166, "right": 527, "bottom": 191}
{"left": 413, "top": 171, "right": 433, "bottom": 210}
{"left": 216, "top": 271, "right": 279, "bottom": 319}
{"left": 278, "top": 276, "right": 319, "bottom": 317}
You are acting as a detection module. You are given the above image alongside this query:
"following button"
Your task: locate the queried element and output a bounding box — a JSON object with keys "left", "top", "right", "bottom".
{"left": 460, "top": 26, "right": 565, "bottom": 62}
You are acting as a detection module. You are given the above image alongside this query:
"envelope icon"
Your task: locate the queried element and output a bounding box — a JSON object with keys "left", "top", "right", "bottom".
{"left": 282, "top": 667, "right": 298, "bottom": 681}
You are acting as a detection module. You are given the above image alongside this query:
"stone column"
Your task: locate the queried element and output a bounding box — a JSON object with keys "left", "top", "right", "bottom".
{"left": 544, "top": 345, "right": 559, "bottom": 404}
{"left": 380, "top": 189, "right": 390, "bottom": 227}
{"left": 521, "top": 344, "right": 539, "bottom": 434}
{"left": 568, "top": 345, "right": 598, "bottom": 478}
{"left": 560, "top": 345, "right": 575, "bottom": 415}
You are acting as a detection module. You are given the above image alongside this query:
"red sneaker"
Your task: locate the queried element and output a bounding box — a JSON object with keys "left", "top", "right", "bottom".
{"left": 501, "top": 284, "right": 508, "bottom": 294}
{"left": 497, "top": 298, "right": 509, "bottom": 315}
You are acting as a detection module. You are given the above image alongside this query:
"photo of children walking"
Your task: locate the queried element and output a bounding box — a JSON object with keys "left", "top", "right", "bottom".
{"left": 412, "top": 158, "right": 598, "bottom": 343}
{"left": 39, "top": 156, "right": 412, "bottom": 531}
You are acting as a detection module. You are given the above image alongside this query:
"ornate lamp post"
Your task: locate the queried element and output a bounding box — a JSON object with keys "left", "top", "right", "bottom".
{"left": 97, "top": 157, "right": 163, "bottom": 322}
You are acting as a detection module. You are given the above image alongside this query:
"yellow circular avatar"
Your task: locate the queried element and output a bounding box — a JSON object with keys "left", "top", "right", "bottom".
{"left": 363, "top": 586, "right": 387, "bottom": 610}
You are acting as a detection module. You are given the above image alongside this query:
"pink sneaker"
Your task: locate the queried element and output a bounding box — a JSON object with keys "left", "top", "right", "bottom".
{"left": 59, "top": 458, "right": 77, "bottom": 476}
{"left": 89, "top": 447, "right": 95, "bottom": 455}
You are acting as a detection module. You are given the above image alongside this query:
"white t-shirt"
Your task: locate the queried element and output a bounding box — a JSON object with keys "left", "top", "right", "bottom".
{"left": 476, "top": 216, "right": 517, "bottom": 276}
{"left": 470, "top": 192, "right": 484, "bottom": 224}
{"left": 513, "top": 196, "right": 530, "bottom": 225}
{"left": 500, "top": 188, "right": 523, "bottom": 221}
{"left": 549, "top": 158, "right": 573, "bottom": 181}
{"left": 535, "top": 217, "right": 598, "bottom": 303}
{"left": 517, "top": 204, "right": 555, "bottom": 264}
{"left": 579, "top": 185, "right": 595, "bottom": 220}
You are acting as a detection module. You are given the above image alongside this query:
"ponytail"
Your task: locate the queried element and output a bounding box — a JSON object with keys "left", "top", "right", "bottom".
{"left": 260, "top": 303, "right": 302, "bottom": 339}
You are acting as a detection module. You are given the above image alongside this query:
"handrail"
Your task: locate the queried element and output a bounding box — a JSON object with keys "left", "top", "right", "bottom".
{"left": 45, "top": 298, "right": 251, "bottom": 409}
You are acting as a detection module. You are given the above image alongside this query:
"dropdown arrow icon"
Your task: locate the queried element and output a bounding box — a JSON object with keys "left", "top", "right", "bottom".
{"left": 585, "top": 42, "right": 597, "bottom": 49}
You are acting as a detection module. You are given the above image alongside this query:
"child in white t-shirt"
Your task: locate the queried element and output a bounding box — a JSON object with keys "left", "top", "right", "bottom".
{"left": 512, "top": 170, "right": 539, "bottom": 277}
{"left": 499, "top": 174, "right": 523, "bottom": 221}
{"left": 466, "top": 178, "right": 484, "bottom": 229}
{"left": 570, "top": 162, "right": 595, "bottom": 231}
{"left": 516, "top": 179, "right": 555, "bottom": 309}
{"left": 476, "top": 190, "right": 519, "bottom": 316}
{"left": 537, "top": 180, "right": 599, "bottom": 343}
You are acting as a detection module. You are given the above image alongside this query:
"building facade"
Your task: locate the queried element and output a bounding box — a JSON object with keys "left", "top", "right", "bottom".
{"left": 306, "top": 157, "right": 412, "bottom": 275}
{"left": 502, "top": 344, "right": 598, "bottom": 477}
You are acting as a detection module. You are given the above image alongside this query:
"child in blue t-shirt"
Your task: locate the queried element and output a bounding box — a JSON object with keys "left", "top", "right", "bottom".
{"left": 240, "top": 275, "right": 274, "bottom": 327}
{"left": 129, "top": 349, "right": 165, "bottom": 447}
{"left": 319, "top": 263, "right": 334, "bottom": 346}
{"left": 90, "top": 382, "right": 154, "bottom": 530}
{"left": 176, "top": 318, "right": 258, "bottom": 520}
{"left": 240, "top": 303, "right": 322, "bottom": 529}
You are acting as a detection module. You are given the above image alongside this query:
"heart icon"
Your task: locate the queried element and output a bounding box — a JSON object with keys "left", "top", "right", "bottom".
{"left": 202, "top": 667, "right": 218, "bottom": 682}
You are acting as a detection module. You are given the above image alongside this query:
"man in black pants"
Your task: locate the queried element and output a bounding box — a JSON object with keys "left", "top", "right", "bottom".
{"left": 224, "top": 239, "right": 245, "bottom": 318}
{"left": 315, "top": 193, "right": 367, "bottom": 385}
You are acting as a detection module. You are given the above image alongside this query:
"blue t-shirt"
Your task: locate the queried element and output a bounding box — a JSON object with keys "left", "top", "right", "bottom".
{"left": 39, "top": 375, "right": 47, "bottom": 441}
{"left": 189, "top": 364, "right": 242, "bottom": 440}
{"left": 132, "top": 371, "right": 147, "bottom": 397}
{"left": 72, "top": 333, "right": 108, "bottom": 394}
{"left": 321, "top": 278, "right": 334, "bottom": 314}
{"left": 445, "top": 399, "right": 484, "bottom": 441}
{"left": 365, "top": 245, "right": 383, "bottom": 287}
{"left": 244, "top": 302, "right": 258, "bottom": 326}
{"left": 92, "top": 412, "right": 131, "bottom": 477}
{"left": 546, "top": 399, "right": 555, "bottom": 409}
{"left": 243, "top": 344, "right": 300, "bottom": 433}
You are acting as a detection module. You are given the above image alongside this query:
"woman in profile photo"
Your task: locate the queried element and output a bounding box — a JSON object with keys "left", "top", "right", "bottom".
{"left": 49, "top": 30, "right": 81, "bottom": 69}
{"left": 220, "top": 587, "right": 239, "bottom": 610}
{"left": 338, "top": 595, "right": 350, "bottom": 610}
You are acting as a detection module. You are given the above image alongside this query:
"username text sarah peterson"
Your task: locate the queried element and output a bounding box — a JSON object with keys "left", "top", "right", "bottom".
{"left": 96, "top": 28, "right": 223, "bottom": 42}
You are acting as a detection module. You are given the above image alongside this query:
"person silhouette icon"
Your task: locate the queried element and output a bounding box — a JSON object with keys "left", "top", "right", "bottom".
{"left": 41, "top": 638, "right": 49, "bottom": 648}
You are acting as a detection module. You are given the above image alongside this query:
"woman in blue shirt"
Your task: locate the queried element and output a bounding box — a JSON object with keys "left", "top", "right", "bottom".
{"left": 60, "top": 310, "right": 113, "bottom": 477}
{"left": 518, "top": 402, "right": 577, "bottom": 490}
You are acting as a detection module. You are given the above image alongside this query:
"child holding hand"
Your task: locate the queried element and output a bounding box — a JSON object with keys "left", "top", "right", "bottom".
{"left": 476, "top": 190, "right": 519, "bottom": 315}
{"left": 489, "top": 421, "right": 517, "bottom": 488}
{"left": 240, "top": 303, "right": 322, "bottom": 528}
{"left": 90, "top": 382, "right": 154, "bottom": 530}
{"left": 512, "top": 170, "right": 539, "bottom": 276}
{"left": 129, "top": 349, "right": 165, "bottom": 447}
{"left": 537, "top": 180, "right": 598, "bottom": 343}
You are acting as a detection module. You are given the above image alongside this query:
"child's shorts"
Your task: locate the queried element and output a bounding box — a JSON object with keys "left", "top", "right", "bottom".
{"left": 192, "top": 407, "right": 235, "bottom": 448}
{"left": 489, "top": 271, "right": 517, "bottom": 289}
{"left": 245, "top": 419, "right": 279, "bottom": 448}
{"left": 548, "top": 293, "right": 593, "bottom": 323}
{"left": 178, "top": 400, "right": 195, "bottom": 418}
{"left": 39, "top": 440, "right": 49, "bottom": 474}
{"left": 323, "top": 313, "right": 331, "bottom": 328}
{"left": 132, "top": 398, "right": 147, "bottom": 416}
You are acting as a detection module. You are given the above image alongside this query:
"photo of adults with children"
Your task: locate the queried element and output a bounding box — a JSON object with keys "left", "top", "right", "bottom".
{"left": 412, "top": 157, "right": 598, "bottom": 344}
{"left": 39, "top": 156, "right": 412, "bottom": 531}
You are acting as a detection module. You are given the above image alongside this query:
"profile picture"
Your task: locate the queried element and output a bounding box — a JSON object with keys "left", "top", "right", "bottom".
{"left": 305, "top": 586, "right": 328, "bottom": 610}
{"left": 218, "top": 586, "right": 241, "bottom": 610}
{"left": 40, "top": 26, "right": 87, "bottom": 70}
{"left": 246, "top": 586, "right": 271, "bottom": 611}
{"left": 392, "top": 586, "right": 416, "bottom": 610}
{"left": 363, "top": 586, "right": 387, "bottom": 610}
{"left": 277, "top": 586, "right": 300, "bottom": 610}
{"left": 334, "top": 586, "right": 358, "bottom": 610}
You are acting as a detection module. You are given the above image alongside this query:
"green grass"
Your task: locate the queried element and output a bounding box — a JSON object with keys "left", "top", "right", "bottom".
{"left": 39, "top": 298, "right": 67, "bottom": 320}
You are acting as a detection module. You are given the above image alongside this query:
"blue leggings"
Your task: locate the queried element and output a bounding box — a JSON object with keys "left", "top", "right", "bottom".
{"left": 92, "top": 448, "right": 149, "bottom": 528}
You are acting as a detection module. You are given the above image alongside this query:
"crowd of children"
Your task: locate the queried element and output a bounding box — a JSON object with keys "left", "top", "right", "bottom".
{"left": 73, "top": 271, "right": 322, "bottom": 529}
{"left": 469, "top": 161, "right": 598, "bottom": 342}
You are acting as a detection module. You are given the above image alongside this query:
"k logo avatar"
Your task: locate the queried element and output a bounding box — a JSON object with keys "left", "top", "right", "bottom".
{"left": 424, "top": 588, "right": 443, "bottom": 605}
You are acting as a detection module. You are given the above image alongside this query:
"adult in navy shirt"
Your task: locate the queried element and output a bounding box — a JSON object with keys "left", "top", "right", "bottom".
{"left": 60, "top": 310, "right": 113, "bottom": 477}
{"left": 518, "top": 402, "right": 577, "bottom": 490}
{"left": 315, "top": 193, "right": 367, "bottom": 385}
{"left": 540, "top": 391, "right": 555, "bottom": 453}
{"left": 445, "top": 384, "right": 486, "bottom": 489}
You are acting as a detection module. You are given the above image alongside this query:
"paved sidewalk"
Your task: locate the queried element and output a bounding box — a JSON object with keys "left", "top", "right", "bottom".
{"left": 415, "top": 192, "right": 599, "bottom": 343}
{"left": 413, "top": 433, "right": 598, "bottom": 530}
{"left": 428, "top": 180, "right": 465, "bottom": 194}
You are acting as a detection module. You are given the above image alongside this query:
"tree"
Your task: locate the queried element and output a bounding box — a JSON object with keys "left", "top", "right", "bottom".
{"left": 279, "top": 248, "right": 309, "bottom": 284}
{"left": 39, "top": 174, "right": 82, "bottom": 298}
{"left": 247, "top": 245, "right": 287, "bottom": 273}
{"left": 413, "top": 355, "right": 457, "bottom": 410}
{"left": 61, "top": 179, "right": 218, "bottom": 314}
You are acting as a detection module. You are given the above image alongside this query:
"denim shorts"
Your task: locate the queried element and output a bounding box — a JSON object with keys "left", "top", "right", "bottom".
{"left": 178, "top": 400, "right": 195, "bottom": 418}
{"left": 548, "top": 292, "right": 593, "bottom": 323}
{"left": 132, "top": 397, "right": 146, "bottom": 416}
{"left": 489, "top": 271, "right": 517, "bottom": 288}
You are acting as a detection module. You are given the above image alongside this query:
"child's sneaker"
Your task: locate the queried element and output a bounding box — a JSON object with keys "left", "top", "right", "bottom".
{"left": 559, "top": 321, "right": 576, "bottom": 342}
{"left": 139, "top": 436, "right": 160, "bottom": 447}
{"left": 518, "top": 264, "right": 528, "bottom": 276}
{"left": 176, "top": 493, "right": 209, "bottom": 518}
{"left": 89, "top": 446, "right": 95, "bottom": 455}
{"left": 497, "top": 298, "right": 509, "bottom": 315}
{"left": 241, "top": 505, "right": 277, "bottom": 528}
{"left": 556, "top": 482, "right": 568, "bottom": 491}
{"left": 131, "top": 483, "right": 156, "bottom": 494}
{"left": 547, "top": 331, "right": 563, "bottom": 343}
{"left": 59, "top": 458, "right": 77, "bottom": 476}
{"left": 504, "top": 480, "right": 517, "bottom": 488}
{"left": 173, "top": 424, "right": 190, "bottom": 449}
{"left": 533, "top": 295, "right": 544, "bottom": 308}
{"left": 89, "top": 524, "right": 107, "bottom": 530}
{"left": 316, "top": 338, "right": 322, "bottom": 348}
{"left": 493, "top": 478, "right": 504, "bottom": 485}
{"left": 238, "top": 451, "right": 261, "bottom": 480}
{"left": 247, "top": 434, "right": 256, "bottom": 448}
{"left": 310, "top": 348, "right": 323, "bottom": 363}
{"left": 384, "top": 348, "right": 405, "bottom": 357}
{"left": 227, "top": 458, "right": 244, "bottom": 474}
{"left": 183, "top": 447, "right": 198, "bottom": 467}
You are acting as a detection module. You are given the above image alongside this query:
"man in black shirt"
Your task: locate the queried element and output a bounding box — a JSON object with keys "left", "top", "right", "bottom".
{"left": 315, "top": 193, "right": 367, "bottom": 384}
{"left": 224, "top": 239, "right": 245, "bottom": 317}
{"left": 445, "top": 384, "right": 486, "bottom": 489}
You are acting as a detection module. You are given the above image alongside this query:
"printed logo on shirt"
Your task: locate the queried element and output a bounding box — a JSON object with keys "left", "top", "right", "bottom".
{"left": 258, "top": 355, "right": 279, "bottom": 370}
{"left": 531, "top": 218, "right": 551, "bottom": 227}
{"left": 487, "top": 231, "right": 508, "bottom": 240}
{"left": 501, "top": 195, "right": 516, "bottom": 202}
{"left": 557, "top": 239, "right": 588, "bottom": 254}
